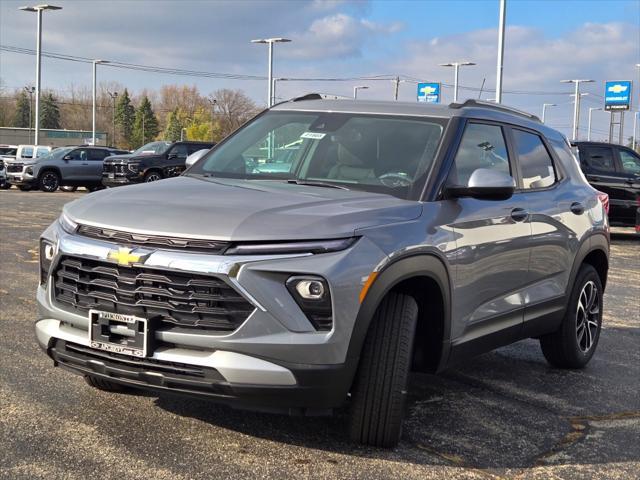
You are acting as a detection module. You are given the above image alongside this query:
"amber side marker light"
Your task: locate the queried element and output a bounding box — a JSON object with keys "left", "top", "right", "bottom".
{"left": 359, "top": 271, "right": 379, "bottom": 303}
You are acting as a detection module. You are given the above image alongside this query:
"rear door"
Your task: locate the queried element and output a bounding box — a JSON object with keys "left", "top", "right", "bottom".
{"left": 613, "top": 147, "right": 640, "bottom": 226}
{"left": 446, "top": 121, "right": 531, "bottom": 347}
{"left": 86, "top": 149, "right": 111, "bottom": 182}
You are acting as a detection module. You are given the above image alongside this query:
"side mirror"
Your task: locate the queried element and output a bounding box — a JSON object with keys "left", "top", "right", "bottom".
{"left": 445, "top": 168, "right": 515, "bottom": 200}
{"left": 63, "top": 155, "right": 71, "bottom": 161}
{"left": 167, "top": 153, "right": 177, "bottom": 160}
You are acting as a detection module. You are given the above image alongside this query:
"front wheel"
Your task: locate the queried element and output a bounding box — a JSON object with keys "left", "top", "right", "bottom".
{"left": 39, "top": 171, "right": 61, "bottom": 192}
{"left": 540, "top": 264, "right": 603, "bottom": 368}
{"left": 84, "top": 375, "right": 128, "bottom": 392}
{"left": 349, "top": 292, "right": 418, "bottom": 448}
{"left": 144, "top": 171, "right": 163, "bottom": 183}
{"left": 18, "top": 185, "right": 32, "bottom": 191}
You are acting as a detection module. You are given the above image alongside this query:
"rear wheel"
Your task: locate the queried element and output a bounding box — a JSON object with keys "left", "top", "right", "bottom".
{"left": 540, "top": 264, "right": 603, "bottom": 368}
{"left": 144, "top": 171, "right": 162, "bottom": 182}
{"left": 349, "top": 292, "right": 418, "bottom": 448}
{"left": 0, "top": 182, "right": 10, "bottom": 190}
{"left": 39, "top": 171, "right": 60, "bottom": 192}
{"left": 84, "top": 375, "right": 128, "bottom": 392}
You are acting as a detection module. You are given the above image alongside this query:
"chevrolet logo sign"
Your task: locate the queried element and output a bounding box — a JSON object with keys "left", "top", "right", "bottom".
{"left": 107, "top": 247, "right": 149, "bottom": 266}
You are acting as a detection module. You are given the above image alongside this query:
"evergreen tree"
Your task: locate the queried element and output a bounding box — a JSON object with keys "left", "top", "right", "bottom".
{"left": 13, "top": 90, "right": 31, "bottom": 128}
{"left": 132, "top": 96, "right": 159, "bottom": 148}
{"left": 39, "top": 93, "right": 61, "bottom": 129}
{"left": 115, "top": 88, "right": 135, "bottom": 148}
{"left": 163, "top": 109, "right": 183, "bottom": 142}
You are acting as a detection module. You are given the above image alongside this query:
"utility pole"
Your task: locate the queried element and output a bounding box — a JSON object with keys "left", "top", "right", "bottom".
{"left": 92, "top": 60, "right": 108, "bottom": 146}
{"left": 19, "top": 4, "right": 62, "bottom": 145}
{"left": 24, "top": 86, "right": 35, "bottom": 143}
{"left": 393, "top": 76, "right": 400, "bottom": 100}
{"left": 353, "top": 86, "right": 369, "bottom": 99}
{"left": 107, "top": 91, "right": 118, "bottom": 147}
{"left": 495, "top": 0, "right": 506, "bottom": 104}
{"left": 541, "top": 103, "right": 556, "bottom": 123}
{"left": 251, "top": 38, "right": 291, "bottom": 108}
{"left": 632, "top": 111, "right": 638, "bottom": 151}
{"left": 561, "top": 79, "right": 594, "bottom": 140}
{"left": 208, "top": 97, "right": 217, "bottom": 143}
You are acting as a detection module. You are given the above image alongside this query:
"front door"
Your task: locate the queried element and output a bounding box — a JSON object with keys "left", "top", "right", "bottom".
{"left": 64, "top": 148, "right": 91, "bottom": 182}
{"left": 445, "top": 121, "right": 531, "bottom": 348}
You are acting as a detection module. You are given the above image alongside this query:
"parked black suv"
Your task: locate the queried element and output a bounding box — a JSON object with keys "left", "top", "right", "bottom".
{"left": 102, "top": 141, "right": 214, "bottom": 187}
{"left": 572, "top": 141, "right": 640, "bottom": 230}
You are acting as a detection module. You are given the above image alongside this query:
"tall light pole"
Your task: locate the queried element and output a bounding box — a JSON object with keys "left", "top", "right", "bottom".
{"left": 561, "top": 79, "right": 594, "bottom": 140}
{"left": 353, "top": 85, "right": 369, "bottom": 99}
{"left": 440, "top": 61, "right": 476, "bottom": 103}
{"left": 633, "top": 111, "right": 639, "bottom": 151}
{"left": 92, "top": 60, "right": 108, "bottom": 146}
{"left": 251, "top": 38, "right": 291, "bottom": 107}
{"left": 107, "top": 91, "right": 118, "bottom": 147}
{"left": 587, "top": 107, "right": 601, "bottom": 141}
{"left": 19, "top": 4, "right": 62, "bottom": 145}
{"left": 24, "top": 86, "right": 35, "bottom": 143}
{"left": 495, "top": 0, "right": 506, "bottom": 104}
{"left": 541, "top": 103, "right": 556, "bottom": 123}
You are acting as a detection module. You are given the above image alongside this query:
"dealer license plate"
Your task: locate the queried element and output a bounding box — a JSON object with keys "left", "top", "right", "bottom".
{"left": 88, "top": 310, "right": 151, "bottom": 357}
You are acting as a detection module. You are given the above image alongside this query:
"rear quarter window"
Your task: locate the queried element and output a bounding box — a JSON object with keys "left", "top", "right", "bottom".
{"left": 512, "top": 129, "right": 556, "bottom": 189}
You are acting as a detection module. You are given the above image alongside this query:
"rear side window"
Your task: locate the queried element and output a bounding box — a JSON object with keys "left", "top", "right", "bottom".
{"left": 450, "top": 123, "right": 510, "bottom": 185}
{"left": 513, "top": 130, "right": 556, "bottom": 189}
{"left": 88, "top": 149, "right": 109, "bottom": 161}
{"left": 581, "top": 146, "right": 615, "bottom": 173}
{"left": 618, "top": 150, "right": 640, "bottom": 175}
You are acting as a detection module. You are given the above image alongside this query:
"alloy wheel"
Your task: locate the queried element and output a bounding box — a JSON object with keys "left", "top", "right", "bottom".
{"left": 41, "top": 172, "right": 59, "bottom": 192}
{"left": 145, "top": 173, "right": 161, "bottom": 182}
{"left": 576, "top": 280, "right": 599, "bottom": 353}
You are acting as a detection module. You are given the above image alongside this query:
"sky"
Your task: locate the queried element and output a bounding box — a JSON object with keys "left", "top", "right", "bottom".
{"left": 1, "top": 0, "right": 639, "bottom": 141}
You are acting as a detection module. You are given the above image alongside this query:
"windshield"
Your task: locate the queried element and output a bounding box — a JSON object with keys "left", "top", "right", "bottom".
{"left": 187, "top": 111, "right": 445, "bottom": 199}
{"left": 133, "top": 141, "right": 171, "bottom": 156}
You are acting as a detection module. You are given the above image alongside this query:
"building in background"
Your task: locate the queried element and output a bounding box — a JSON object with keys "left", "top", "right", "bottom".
{"left": 0, "top": 127, "right": 107, "bottom": 147}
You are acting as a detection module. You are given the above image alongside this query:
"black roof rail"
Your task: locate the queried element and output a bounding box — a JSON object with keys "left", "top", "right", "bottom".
{"left": 292, "top": 93, "right": 324, "bottom": 102}
{"left": 450, "top": 99, "right": 541, "bottom": 123}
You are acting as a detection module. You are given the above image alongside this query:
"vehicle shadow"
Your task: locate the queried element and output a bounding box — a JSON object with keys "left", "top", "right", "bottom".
{"left": 154, "top": 327, "right": 640, "bottom": 469}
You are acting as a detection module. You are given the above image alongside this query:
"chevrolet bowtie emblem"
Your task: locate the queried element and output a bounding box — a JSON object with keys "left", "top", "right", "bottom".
{"left": 107, "top": 247, "right": 148, "bottom": 266}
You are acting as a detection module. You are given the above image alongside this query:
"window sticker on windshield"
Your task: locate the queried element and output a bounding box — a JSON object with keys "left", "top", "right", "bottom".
{"left": 300, "top": 132, "right": 326, "bottom": 140}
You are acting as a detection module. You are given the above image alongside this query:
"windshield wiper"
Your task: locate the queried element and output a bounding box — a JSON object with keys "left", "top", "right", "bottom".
{"left": 286, "top": 179, "right": 349, "bottom": 190}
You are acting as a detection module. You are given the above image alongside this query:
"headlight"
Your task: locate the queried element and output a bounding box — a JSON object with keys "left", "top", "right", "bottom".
{"left": 225, "top": 237, "right": 357, "bottom": 256}
{"left": 25, "top": 166, "right": 33, "bottom": 175}
{"left": 40, "top": 239, "right": 55, "bottom": 285}
{"left": 59, "top": 212, "right": 78, "bottom": 234}
{"left": 127, "top": 162, "right": 140, "bottom": 173}
{"left": 286, "top": 276, "right": 332, "bottom": 331}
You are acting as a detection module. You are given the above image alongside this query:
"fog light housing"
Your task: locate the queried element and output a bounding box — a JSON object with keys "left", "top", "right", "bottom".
{"left": 40, "top": 239, "right": 55, "bottom": 285}
{"left": 286, "top": 276, "right": 332, "bottom": 331}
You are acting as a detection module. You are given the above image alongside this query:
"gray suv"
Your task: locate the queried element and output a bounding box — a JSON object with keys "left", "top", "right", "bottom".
{"left": 36, "top": 97, "right": 609, "bottom": 447}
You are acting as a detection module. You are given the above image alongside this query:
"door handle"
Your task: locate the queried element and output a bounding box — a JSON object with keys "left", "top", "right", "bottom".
{"left": 510, "top": 208, "right": 529, "bottom": 222}
{"left": 570, "top": 202, "right": 585, "bottom": 215}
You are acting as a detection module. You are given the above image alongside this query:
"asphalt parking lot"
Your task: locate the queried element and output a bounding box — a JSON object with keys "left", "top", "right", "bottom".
{"left": 1, "top": 189, "right": 638, "bottom": 480}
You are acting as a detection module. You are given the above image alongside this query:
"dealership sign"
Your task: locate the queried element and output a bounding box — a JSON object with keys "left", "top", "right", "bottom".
{"left": 417, "top": 82, "right": 440, "bottom": 103}
{"left": 604, "top": 81, "right": 632, "bottom": 111}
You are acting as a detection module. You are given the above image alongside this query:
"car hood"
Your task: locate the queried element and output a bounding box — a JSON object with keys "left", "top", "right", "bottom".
{"left": 64, "top": 175, "right": 422, "bottom": 241}
{"left": 103, "top": 154, "right": 135, "bottom": 163}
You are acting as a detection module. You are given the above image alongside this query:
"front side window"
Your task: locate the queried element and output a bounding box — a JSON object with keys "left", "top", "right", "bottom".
{"left": 134, "top": 141, "right": 171, "bottom": 156}
{"left": 513, "top": 130, "right": 556, "bottom": 189}
{"left": 187, "top": 111, "right": 445, "bottom": 199}
{"left": 449, "top": 123, "right": 510, "bottom": 186}
{"left": 169, "top": 144, "right": 189, "bottom": 159}
{"left": 68, "top": 149, "right": 89, "bottom": 161}
{"left": 88, "top": 149, "right": 109, "bottom": 161}
{"left": 619, "top": 150, "right": 640, "bottom": 175}
{"left": 21, "top": 147, "right": 34, "bottom": 158}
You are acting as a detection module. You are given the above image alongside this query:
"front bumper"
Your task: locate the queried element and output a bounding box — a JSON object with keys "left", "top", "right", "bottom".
{"left": 36, "top": 221, "right": 387, "bottom": 409}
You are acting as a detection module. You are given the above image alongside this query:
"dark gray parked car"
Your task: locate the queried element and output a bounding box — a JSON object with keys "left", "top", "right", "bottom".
{"left": 36, "top": 97, "right": 609, "bottom": 447}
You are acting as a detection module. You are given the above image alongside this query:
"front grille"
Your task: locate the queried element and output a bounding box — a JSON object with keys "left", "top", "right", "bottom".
{"left": 77, "top": 225, "right": 230, "bottom": 253}
{"left": 104, "top": 163, "right": 127, "bottom": 174}
{"left": 53, "top": 256, "right": 254, "bottom": 332}
{"left": 7, "top": 163, "right": 23, "bottom": 173}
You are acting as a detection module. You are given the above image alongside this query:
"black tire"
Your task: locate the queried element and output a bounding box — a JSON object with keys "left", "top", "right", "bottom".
{"left": 0, "top": 182, "right": 10, "bottom": 190}
{"left": 349, "top": 292, "right": 418, "bottom": 448}
{"left": 144, "top": 171, "right": 163, "bottom": 183}
{"left": 87, "top": 185, "right": 104, "bottom": 192}
{"left": 540, "top": 264, "right": 603, "bottom": 369}
{"left": 84, "top": 375, "right": 128, "bottom": 392}
{"left": 18, "top": 185, "right": 32, "bottom": 191}
{"left": 39, "top": 170, "right": 60, "bottom": 192}
{"left": 60, "top": 185, "right": 77, "bottom": 192}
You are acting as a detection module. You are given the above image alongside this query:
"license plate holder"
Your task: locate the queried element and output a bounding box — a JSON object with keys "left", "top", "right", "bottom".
{"left": 88, "top": 310, "right": 152, "bottom": 357}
